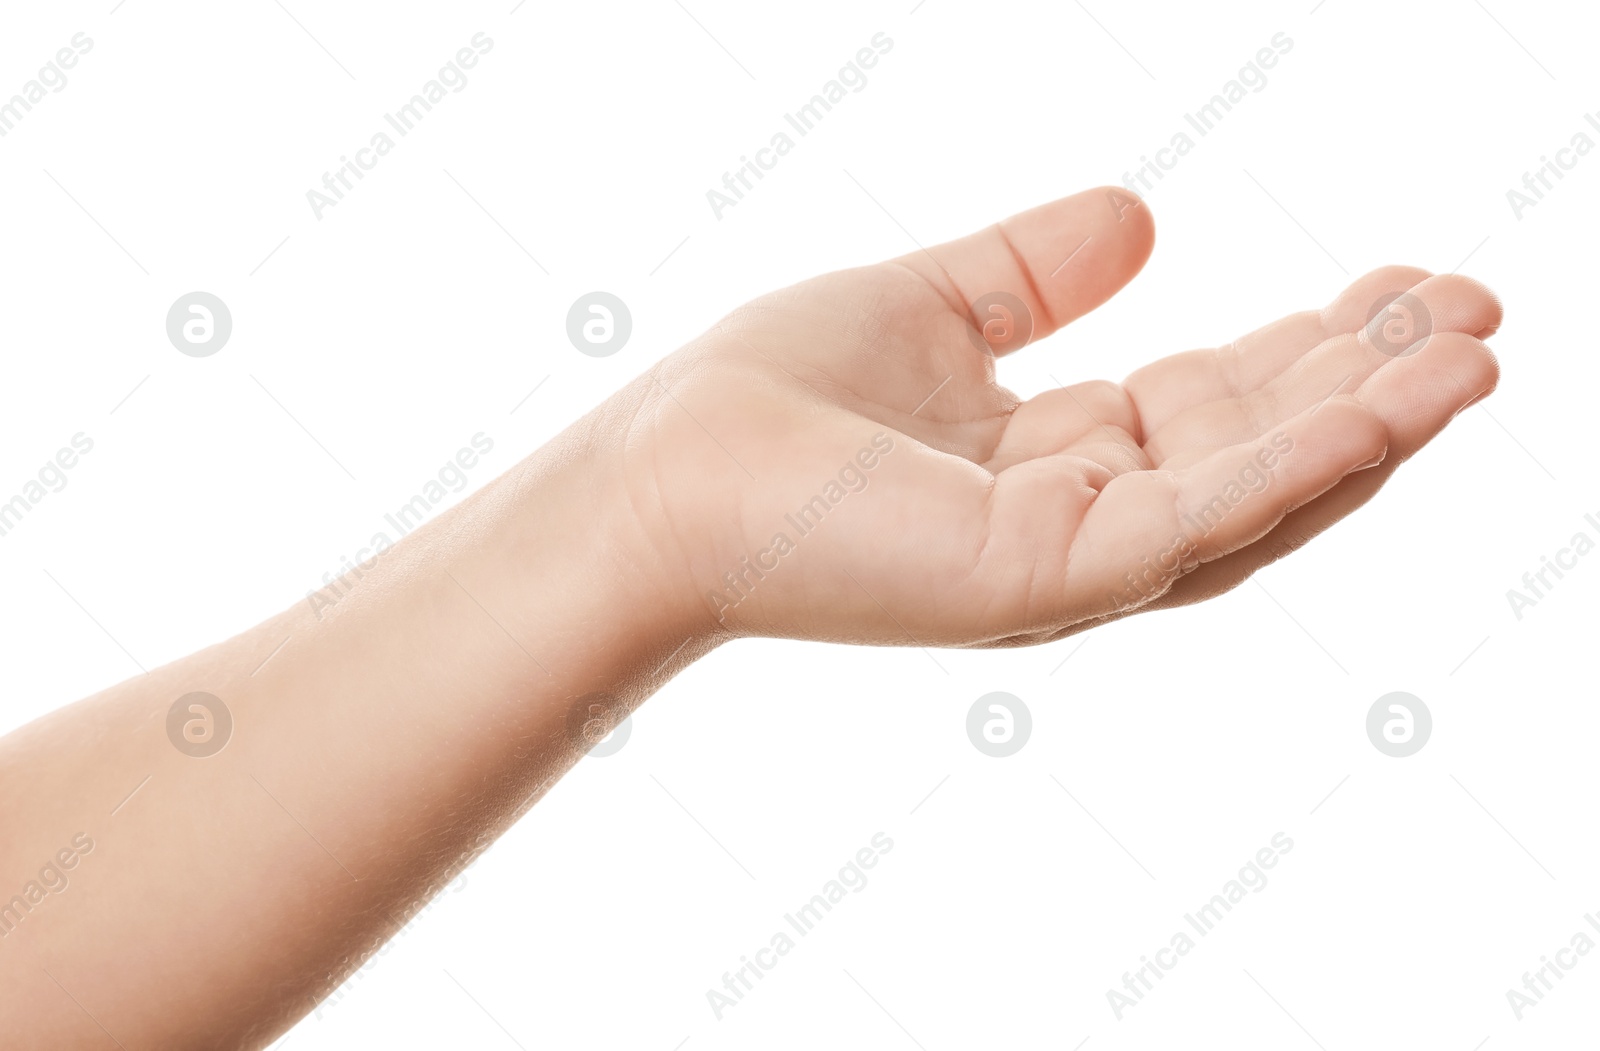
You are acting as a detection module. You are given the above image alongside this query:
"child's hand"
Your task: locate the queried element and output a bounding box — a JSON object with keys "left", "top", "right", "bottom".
{"left": 615, "top": 188, "right": 1501, "bottom": 646}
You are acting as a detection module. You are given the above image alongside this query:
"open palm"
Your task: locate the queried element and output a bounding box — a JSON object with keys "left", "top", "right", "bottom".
{"left": 631, "top": 187, "right": 1500, "bottom": 648}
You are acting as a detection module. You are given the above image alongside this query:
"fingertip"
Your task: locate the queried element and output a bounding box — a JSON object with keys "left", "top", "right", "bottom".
{"left": 1412, "top": 274, "right": 1504, "bottom": 342}
{"left": 1088, "top": 185, "right": 1157, "bottom": 269}
{"left": 1320, "top": 266, "right": 1434, "bottom": 331}
{"left": 1454, "top": 275, "right": 1504, "bottom": 340}
{"left": 1298, "top": 395, "right": 1390, "bottom": 474}
{"left": 1417, "top": 331, "right": 1502, "bottom": 412}
{"left": 923, "top": 186, "right": 1161, "bottom": 354}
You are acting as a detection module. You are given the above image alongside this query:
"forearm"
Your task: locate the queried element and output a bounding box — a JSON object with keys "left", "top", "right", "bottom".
{"left": 0, "top": 178, "right": 1503, "bottom": 1050}
{"left": 0, "top": 389, "right": 705, "bottom": 1049}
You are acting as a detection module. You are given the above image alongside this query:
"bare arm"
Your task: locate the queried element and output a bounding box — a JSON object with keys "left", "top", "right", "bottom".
{"left": 0, "top": 392, "right": 705, "bottom": 1049}
{"left": 0, "top": 187, "right": 1500, "bottom": 1048}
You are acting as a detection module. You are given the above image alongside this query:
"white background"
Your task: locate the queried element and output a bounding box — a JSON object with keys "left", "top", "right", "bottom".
{"left": 0, "top": 0, "right": 1594, "bottom": 1047}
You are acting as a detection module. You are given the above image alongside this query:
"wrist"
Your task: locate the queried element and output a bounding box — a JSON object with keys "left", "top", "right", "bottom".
{"left": 461, "top": 388, "right": 721, "bottom": 705}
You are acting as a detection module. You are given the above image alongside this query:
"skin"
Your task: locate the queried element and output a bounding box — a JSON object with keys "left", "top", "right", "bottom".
{"left": 0, "top": 187, "right": 1501, "bottom": 1048}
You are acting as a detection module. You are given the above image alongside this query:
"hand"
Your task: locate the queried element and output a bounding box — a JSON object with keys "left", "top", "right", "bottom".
{"left": 618, "top": 187, "right": 1501, "bottom": 646}
{"left": 0, "top": 186, "right": 1503, "bottom": 1050}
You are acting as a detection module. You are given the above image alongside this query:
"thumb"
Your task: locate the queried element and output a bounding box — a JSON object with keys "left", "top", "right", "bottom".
{"left": 890, "top": 186, "right": 1156, "bottom": 356}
